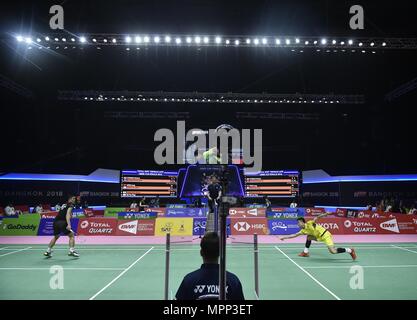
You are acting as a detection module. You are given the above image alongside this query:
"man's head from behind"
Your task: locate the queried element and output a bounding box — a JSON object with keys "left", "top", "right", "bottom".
{"left": 200, "top": 232, "right": 219, "bottom": 264}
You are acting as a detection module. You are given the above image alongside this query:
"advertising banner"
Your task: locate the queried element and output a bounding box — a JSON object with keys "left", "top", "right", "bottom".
{"left": 77, "top": 217, "right": 118, "bottom": 235}
{"left": 305, "top": 217, "right": 346, "bottom": 235}
{"left": 0, "top": 215, "right": 40, "bottom": 235}
{"left": 268, "top": 219, "right": 301, "bottom": 235}
{"left": 335, "top": 208, "right": 347, "bottom": 218}
{"left": 267, "top": 208, "right": 304, "bottom": 219}
{"left": 154, "top": 217, "right": 193, "bottom": 236}
{"left": 104, "top": 207, "right": 127, "bottom": 216}
{"left": 40, "top": 211, "right": 58, "bottom": 219}
{"left": 230, "top": 217, "right": 268, "bottom": 235}
{"left": 117, "top": 212, "right": 157, "bottom": 219}
{"left": 116, "top": 219, "right": 155, "bottom": 236}
{"left": 228, "top": 208, "right": 266, "bottom": 218}
{"left": 145, "top": 207, "right": 166, "bottom": 216}
{"left": 193, "top": 217, "right": 231, "bottom": 236}
{"left": 165, "top": 207, "right": 207, "bottom": 217}
{"left": 37, "top": 218, "right": 79, "bottom": 236}
{"left": 304, "top": 208, "right": 326, "bottom": 216}
{"left": 341, "top": 217, "right": 417, "bottom": 234}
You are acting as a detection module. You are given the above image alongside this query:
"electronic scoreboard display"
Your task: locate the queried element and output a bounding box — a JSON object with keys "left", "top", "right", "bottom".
{"left": 120, "top": 170, "right": 178, "bottom": 198}
{"left": 244, "top": 170, "right": 299, "bottom": 198}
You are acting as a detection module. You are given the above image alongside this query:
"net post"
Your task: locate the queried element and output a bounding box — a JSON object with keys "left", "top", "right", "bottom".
{"left": 164, "top": 233, "right": 171, "bottom": 300}
{"left": 254, "top": 233, "right": 259, "bottom": 299}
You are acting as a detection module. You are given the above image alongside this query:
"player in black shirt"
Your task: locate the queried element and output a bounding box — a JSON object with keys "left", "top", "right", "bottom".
{"left": 175, "top": 232, "right": 244, "bottom": 300}
{"left": 44, "top": 195, "right": 79, "bottom": 258}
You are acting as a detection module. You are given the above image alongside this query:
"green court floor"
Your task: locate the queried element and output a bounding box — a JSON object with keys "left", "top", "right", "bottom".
{"left": 1, "top": 242, "right": 416, "bottom": 300}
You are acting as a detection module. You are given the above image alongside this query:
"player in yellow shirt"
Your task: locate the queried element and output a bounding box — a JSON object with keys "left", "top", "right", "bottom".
{"left": 280, "top": 213, "right": 357, "bottom": 260}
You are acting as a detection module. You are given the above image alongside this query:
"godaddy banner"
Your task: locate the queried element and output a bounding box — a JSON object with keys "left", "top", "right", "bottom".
{"left": 0, "top": 214, "right": 40, "bottom": 235}
{"left": 165, "top": 208, "right": 208, "bottom": 217}
{"left": 117, "top": 212, "right": 157, "bottom": 219}
{"left": 267, "top": 208, "right": 305, "bottom": 219}
{"left": 104, "top": 207, "right": 127, "bottom": 217}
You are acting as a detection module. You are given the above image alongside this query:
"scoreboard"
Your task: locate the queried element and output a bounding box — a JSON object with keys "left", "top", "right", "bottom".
{"left": 244, "top": 170, "right": 299, "bottom": 198}
{"left": 120, "top": 170, "right": 177, "bottom": 198}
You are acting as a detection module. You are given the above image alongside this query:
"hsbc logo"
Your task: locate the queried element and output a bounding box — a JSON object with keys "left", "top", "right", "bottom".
{"left": 233, "top": 221, "right": 250, "bottom": 231}
{"left": 380, "top": 219, "right": 399, "bottom": 233}
{"left": 118, "top": 220, "right": 138, "bottom": 235}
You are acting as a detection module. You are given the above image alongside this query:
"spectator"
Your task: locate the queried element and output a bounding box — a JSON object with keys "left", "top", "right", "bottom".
{"left": 130, "top": 201, "right": 138, "bottom": 210}
{"left": 193, "top": 197, "right": 202, "bottom": 208}
{"left": 4, "top": 203, "right": 18, "bottom": 216}
{"left": 139, "top": 197, "right": 147, "bottom": 211}
{"left": 290, "top": 200, "right": 298, "bottom": 208}
{"left": 34, "top": 204, "right": 43, "bottom": 214}
{"left": 82, "top": 200, "right": 89, "bottom": 209}
{"left": 408, "top": 203, "right": 417, "bottom": 215}
{"left": 366, "top": 204, "right": 373, "bottom": 211}
{"left": 55, "top": 203, "right": 61, "bottom": 211}
{"left": 175, "top": 232, "right": 244, "bottom": 300}
{"left": 264, "top": 195, "right": 271, "bottom": 210}
{"left": 150, "top": 196, "right": 160, "bottom": 208}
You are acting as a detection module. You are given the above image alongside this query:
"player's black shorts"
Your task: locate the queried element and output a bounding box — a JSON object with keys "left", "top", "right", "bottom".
{"left": 53, "top": 220, "right": 71, "bottom": 236}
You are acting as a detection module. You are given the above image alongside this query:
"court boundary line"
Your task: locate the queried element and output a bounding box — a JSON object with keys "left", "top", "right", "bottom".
{"left": 390, "top": 245, "right": 417, "bottom": 254}
{"left": 274, "top": 246, "right": 341, "bottom": 300}
{"left": 0, "top": 247, "right": 31, "bottom": 257}
{"left": 89, "top": 247, "right": 154, "bottom": 300}
{"left": 0, "top": 267, "right": 125, "bottom": 271}
{"left": 303, "top": 264, "right": 417, "bottom": 269}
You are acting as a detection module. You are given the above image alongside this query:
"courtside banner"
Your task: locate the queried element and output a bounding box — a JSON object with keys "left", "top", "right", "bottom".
{"left": 266, "top": 208, "right": 304, "bottom": 219}
{"left": 230, "top": 217, "right": 268, "bottom": 235}
{"left": 37, "top": 218, "right": 79, "bottom": 236}
{"left": 72, "top": 209, "right": 85, "bottom": 218}
{"left": 304, "top": 208, "right": 326, "bottom": 216}
{"left": 342, "top": 217, "right": 412, "bottom": 234}
{"left": 104, "top": 207, "right": 127, "bottom": 216}
{"left": 165, "top": 207, "right": 207, "bottom": 217}
{"left": 0, "top": 215, "right": 40, "bottom": 235}
{"left": 117, "top": 212, "right": 157, "bottom": 219}
{"left": 268, "top": 219, "right": 300, "bottom": 235}
{"left": 116, "top": 219, "right": 155, "bottom": 236}
{"left": 193, "top": 217, "right": 231, "bottom": 236}
{"left": 154, "top": 217, "right": 193, "bottom": 236}
{"left": 305, "top": 217, "right": 346, "bottom": 235}
{"left": 145, "top": 207, "right": 166, "bottom": 216}
{"left": 228, "top": 207, "right": 266, "bottom": 218}
{"left": 335, "top": 208, "right": 347, "bottom": 217}
{"left": 77, "top": 217, "right": 118, "bottom": 235}
{"left": 40, "top": 211, "right": 58, "bottom": 219}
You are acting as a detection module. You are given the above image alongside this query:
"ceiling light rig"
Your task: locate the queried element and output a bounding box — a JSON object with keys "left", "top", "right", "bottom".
{"left": 58, "top": 90, "right": 364, "bottom": 105}
{"left": 13, "top": 33, "right": 417, "bottom": 51}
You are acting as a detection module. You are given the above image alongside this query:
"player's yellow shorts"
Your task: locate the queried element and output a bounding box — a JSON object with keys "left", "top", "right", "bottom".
{"left": 317, "top": 232, "right": 334, "bottom": 247}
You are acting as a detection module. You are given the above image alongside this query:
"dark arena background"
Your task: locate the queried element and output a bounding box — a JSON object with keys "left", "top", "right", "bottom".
{"left": 0, "top": 0, "right": 416, "bottom": 309}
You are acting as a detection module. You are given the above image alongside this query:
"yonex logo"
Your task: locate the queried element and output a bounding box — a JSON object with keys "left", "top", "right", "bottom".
{"left": 233, "top": 221, "right": 250, "bottom": 231}
{"left": 194, "top": 285, "right": 206, "bottom": 293}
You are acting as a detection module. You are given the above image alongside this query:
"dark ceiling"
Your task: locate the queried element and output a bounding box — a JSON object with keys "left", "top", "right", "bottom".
{"left": 1, "top": 0, "right": 416, "bottom": 175}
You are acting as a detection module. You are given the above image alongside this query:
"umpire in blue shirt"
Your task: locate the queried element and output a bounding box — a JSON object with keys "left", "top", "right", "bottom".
{"left": 175, "top": 232, "right": 245, "bottom": 300}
